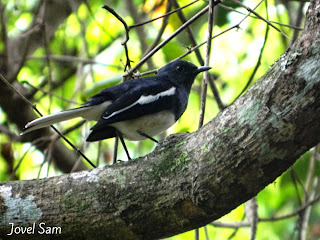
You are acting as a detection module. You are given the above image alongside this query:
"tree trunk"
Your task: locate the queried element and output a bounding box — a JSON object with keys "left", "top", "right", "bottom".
{"left": 0, "top": 0, "right": 319, "bottom": 239}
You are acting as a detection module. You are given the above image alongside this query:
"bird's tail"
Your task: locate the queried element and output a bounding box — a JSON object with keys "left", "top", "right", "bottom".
{"left": 21, "top": 106, "right": 93, "bottom": 135}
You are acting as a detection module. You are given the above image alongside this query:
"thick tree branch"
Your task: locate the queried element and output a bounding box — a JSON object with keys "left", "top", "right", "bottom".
{"left": 0, "top": 0, "right": 319, "bottom": 239}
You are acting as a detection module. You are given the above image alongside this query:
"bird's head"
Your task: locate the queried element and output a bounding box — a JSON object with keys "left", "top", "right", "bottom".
{"left": 157, "top": 60, "right": 211, "bottom": 90}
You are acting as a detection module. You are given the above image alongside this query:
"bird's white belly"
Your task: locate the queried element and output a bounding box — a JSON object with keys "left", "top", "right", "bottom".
{"left": 111, "top": 110, "right": 176, "bottom": 141}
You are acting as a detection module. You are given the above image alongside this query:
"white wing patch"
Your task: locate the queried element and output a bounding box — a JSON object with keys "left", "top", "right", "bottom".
{"left": 103, "top": 86, "right": 176, "bottom": 120}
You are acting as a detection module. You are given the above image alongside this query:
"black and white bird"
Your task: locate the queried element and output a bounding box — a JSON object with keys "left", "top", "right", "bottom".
{"left": 22, "top": 60, "right": 210, "bottom": 158}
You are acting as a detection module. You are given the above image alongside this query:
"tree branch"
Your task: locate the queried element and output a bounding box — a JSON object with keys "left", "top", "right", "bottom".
{"left": 0, "top": 0, "right": 319, "bottom": 239}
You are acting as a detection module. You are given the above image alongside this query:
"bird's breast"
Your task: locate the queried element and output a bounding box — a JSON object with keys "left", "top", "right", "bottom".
{"left": 111, "top": 110, "right": 176, "bottom": 141}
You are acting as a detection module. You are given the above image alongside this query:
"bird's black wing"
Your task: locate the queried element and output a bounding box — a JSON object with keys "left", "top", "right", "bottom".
{"left": 91, "top": 77, "right": 181, "bottom": 130}
{"left": 86, "top": 79, "right": 143, "bottom": 106}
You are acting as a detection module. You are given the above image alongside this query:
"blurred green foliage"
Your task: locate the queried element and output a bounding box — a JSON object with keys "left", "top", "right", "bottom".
{"left": 0, "top": 0, "right": 319, "bottom": 239}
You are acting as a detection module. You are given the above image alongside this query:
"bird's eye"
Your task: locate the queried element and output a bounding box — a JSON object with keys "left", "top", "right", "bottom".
{"left": 176, "top": 65, "right": 184, "bottom": 72}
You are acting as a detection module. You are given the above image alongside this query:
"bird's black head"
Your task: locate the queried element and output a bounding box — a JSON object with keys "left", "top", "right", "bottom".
{"left": 157, "top": 60, "right": 211, "bottom": 91}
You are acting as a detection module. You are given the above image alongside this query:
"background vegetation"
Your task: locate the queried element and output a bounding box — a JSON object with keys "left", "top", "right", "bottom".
{"left": 0, "top": 0, "right": 319, "bottom": 239}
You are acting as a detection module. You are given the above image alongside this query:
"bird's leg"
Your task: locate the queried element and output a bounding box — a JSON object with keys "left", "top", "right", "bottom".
{"left": 137, "top": 130, "right": 159, "bottom": 143}
{"left": 113, "top": 136, "right": 119, "bottom": 164}
{"left": 117, "top": 131, "right": 131, "bottom": 160}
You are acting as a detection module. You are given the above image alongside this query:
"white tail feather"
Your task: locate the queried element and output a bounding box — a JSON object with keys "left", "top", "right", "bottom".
{"left": 21, "top": 101, "right": 111, "bottom": 135}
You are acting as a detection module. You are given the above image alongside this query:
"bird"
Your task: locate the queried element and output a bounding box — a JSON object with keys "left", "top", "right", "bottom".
{"left": 21, "top": 60, "right": 211, "bottom": 159}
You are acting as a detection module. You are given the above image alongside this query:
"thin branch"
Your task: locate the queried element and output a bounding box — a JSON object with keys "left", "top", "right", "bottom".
{"left": 26, "top": 55, "right": 112, "bottom": 66}
{"left": 211, "top": 192, "right": 320, "bottom": 230}
{"left": 69, "top": 0, "right": 96, "bottom": 100}
{"left": 211, "top": 220, "right": 251, "bottom": 228}
{"left": 233, "top": 0, "right": 270, "bottom": 101}
{"left": 123, "top": 5, "right": 210, "bottom": 80}
{"left": 177, "top": 0, "right": 265, "bottom": 110}
{"left": 59, "top": 120, "right": 86, "bottom": 137}
{"left": 228, "top": 214, "right": 246, "bottom": 239}
{"left": 41, "top": 20, "right": 54, "bottom": 114}
{"left": 0, "top": 1, "right": 8, "bottom": 73}
{"left": 9, "top": 24, "right": 40, "bottom": 81}
{"left": 218, "top": 4, "right": 303, "bottom": 31}
{"left": 178, "top": 0, "right": 265, "bottom": 60}
{"left": 128, "top": 0, "right": 199, "bottom": 29}
{"left": 142, "top": 0, "right": 172, "bottom": 59}
{"left": 0, "top": 73, "right": 96, "bottom": 168}
{"left": 102, "top": 5, "right": 132, "bottom": 71}
{"left": 290, "top": 1, "right": 306, "bottom": 45}
{"left": 230, "top": 0, "right": 289, "bottom": 38}
{"left": 245, "top": 197, "right": 258, "bottom": 240}
{"left": 300, "top": 178, "right": 318, "bottom": 240}
{"left": 291, "top": 168, "right": 307, "bottom": 203}
{"left": 45, "top": 141, "right": 54, "bottom": 177}
{"left": 170, "top": 0, "right": 225, "bottom": 112}
{"left": 83, "top": 0, "right": 116, "bottom": 41}
{"left": 305, "top": 145, "right": 319, "bottom": 192}
{"left": 198, "top": 0, "right": 216, "bottom": 128}
{"left": 260, "top": 193, "right": 320, "bottom": 222}
{"left": 9, "top": 146, "right": 31, "bottom": 181}
{"left": 171, "top": 0, "right": 203, "bottom": 62}
{"left": 21, "top": 81, "right": 79, "bottom": 105}
{"left": 126, "top": 0, "right": 155, "bottom": 69}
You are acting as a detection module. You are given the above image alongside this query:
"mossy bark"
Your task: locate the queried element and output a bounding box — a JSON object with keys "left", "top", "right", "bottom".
{"left": 0, "top": 0, "right": 319, "bottom": 239}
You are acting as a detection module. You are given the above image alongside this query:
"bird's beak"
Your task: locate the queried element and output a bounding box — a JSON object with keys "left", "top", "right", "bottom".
{"left": 195, "top": 66, "right": 211, "bottom": 74}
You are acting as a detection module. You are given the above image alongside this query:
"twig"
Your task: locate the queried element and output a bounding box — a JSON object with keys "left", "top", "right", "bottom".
{"left": 178, "top": 0, "right": 264, "bottom": 60}
{"left": 9, "top": 146, "right": 31, "bottom": 181}
{"left": 245, "top": 197, "right": 258, "bottom": 240}
{"left": 0, "top": 2, "right": 8, "bottom": 73}
{"left": 142, "top": 0, "right": 172, "bottom": 60}
{"left": 291, "top": 168, "right": 307, "bottom": 203}
{"left": 0, "top": 72, "right": 96, "bottom": 168}
{"left": 83, "top": 0, "right": 116, "bottom": 40}
{"left": 230, "top": 0, "right": 289, "bottom": 38}
{"left": 59, "top": 120, "right": 86, "bottom": 137}
{"left": 10, "top": 24, "right": 39, "bottom": 81}
{"left": 27, "top": 55, "right": 111, "bottom": 66}
{"left": 70, "top": 0, "right": 96, "bottom": 101}
{"left": 129, "top": 0, "right": 199, "bottom": 29}
{"left": 211, "top": 193, "right": 320, "bottom": 229}
{"left": 38, "top": 147, "right": 49, "bottom": 178}
{"left": 218, "top": 4, "right": 303, "bottom": 31}
{"left": 45, "top": 141, "right": 54, "bottom": 177}
{"left": 126, "top": 0, "right": 155, "bottom": 69}
{"left": 102, "top": 5, "right": 132, "bottom": 71}
{"left": 21, "top": 81, "right": 79, "bottom": 105}
{"left": 260, "top": 193, "right": 320, "bottom": 222}
{"left": 194, "top": 228, "right": 199, "bottom": 240}
{"left": 305, "top": 145, "right": 318, "bottom": 192}
{"left": 212, "top": 220, "right": 250, "bottom": 228}
{"left": 298, "top": 146, "right": 319, "bottom": 240}
{"left": 198, "top": 0, "right": 216, "bottom": 128}
{"left": 300, "top": 178, "right": 318, "bottom": 240}
{"left": 124, "top": 5, "right": 209, "bottom": 80}
{"left": 41, "top": 19, "right": 54, "bottom": 114}
{"left": 233, "top": 0, "right": 270, "bottom": 101}
{"left": 171, "top": 0, "right": 203, "bottom": 62}
{"left": 0, "top": 73, "right": 36, "bottom": 110}
{"left": 177, "top": 0, "right": 265, "bottom": 110}
{"left": 290, "top": 1, "right": 306, "bottom": 45}
{"left": 171, "top": 0, "right": 224, "bottom": 111}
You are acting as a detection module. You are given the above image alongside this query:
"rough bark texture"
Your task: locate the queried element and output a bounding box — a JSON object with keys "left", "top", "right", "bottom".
{"left": 0, "top": 0, "right": 319, "bottom": 239}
